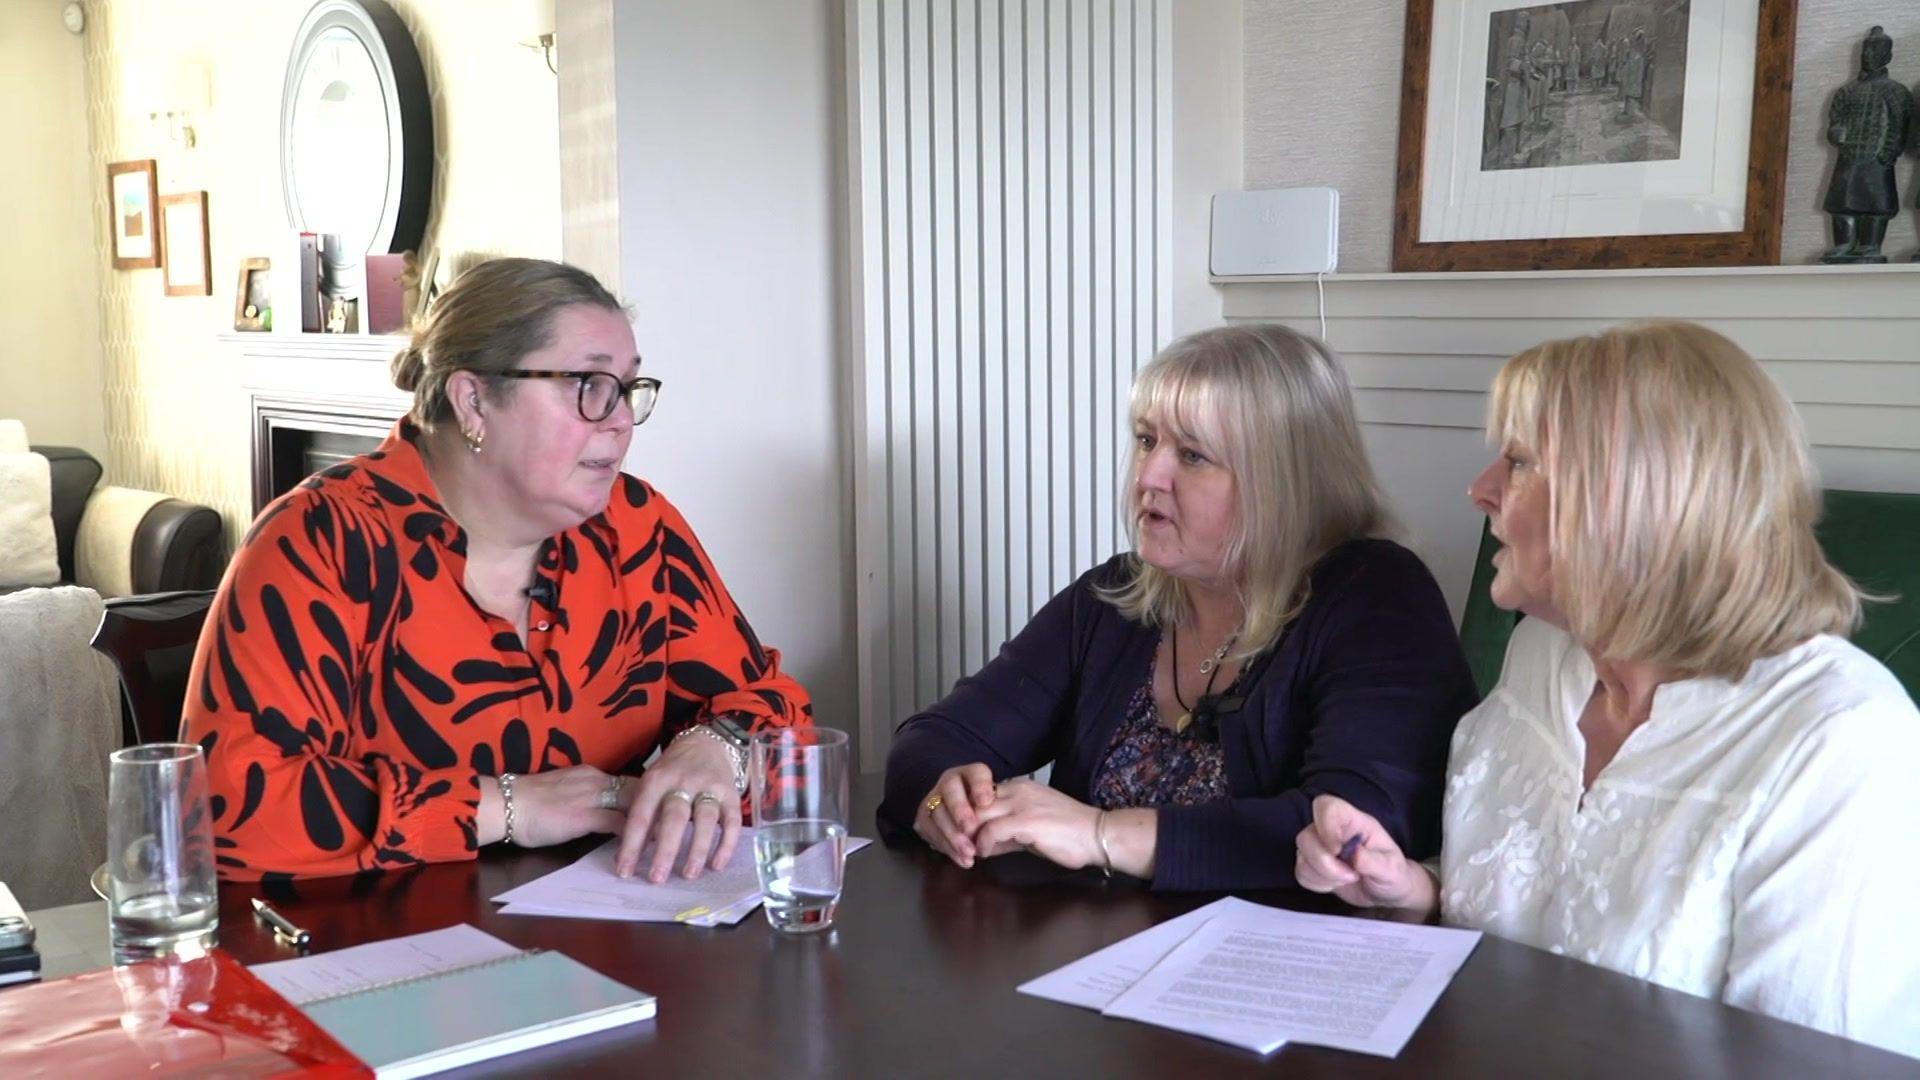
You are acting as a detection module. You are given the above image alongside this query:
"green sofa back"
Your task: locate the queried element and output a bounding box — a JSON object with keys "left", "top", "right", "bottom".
{"left": 1457, "top": 489, "right": 1920, "bottom": 704}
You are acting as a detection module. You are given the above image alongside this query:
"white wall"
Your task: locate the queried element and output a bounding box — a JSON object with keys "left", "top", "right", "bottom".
{"left": 0, "top": 0, "right": 106, "bottom": 455}
{"left": 1244, "top": 1, "right": 1920, "bottom": 272}
{"left": 611, "top": 0, "right": 855, "bottom": 750}
{"left": 1169, "top": 0, "right": 1243, "bottom": 336}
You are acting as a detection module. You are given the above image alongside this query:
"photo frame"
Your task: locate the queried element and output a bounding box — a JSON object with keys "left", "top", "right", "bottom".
{"left": 159, "top": 191, "right": 212, "bottom": 297}
{"left": 107, "top": 160, "right": 162, "bottom": 270}
{"left": 1393, "top": 0, "right": 1798, "bottom": 272}
{"left": 234, "top": 258, "right": 272, "bottom": 331}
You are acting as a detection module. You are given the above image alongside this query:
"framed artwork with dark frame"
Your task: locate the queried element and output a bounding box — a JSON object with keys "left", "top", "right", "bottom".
{"left": 234, "top": 258, "right": 272, "bottom": 331}
{"left": 1393, "top": 0, "right": 1798, "bottom": 272}
{"left": 159, "top": 191, "right": 212, "bottom": 297}
{"left": 107, "top": 159, "right": 162, "bottom": 270}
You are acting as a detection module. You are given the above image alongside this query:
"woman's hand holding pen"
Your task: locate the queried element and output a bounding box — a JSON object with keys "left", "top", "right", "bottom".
{"left": 1294, "top": 795, "right": 1440, "bottom": 918}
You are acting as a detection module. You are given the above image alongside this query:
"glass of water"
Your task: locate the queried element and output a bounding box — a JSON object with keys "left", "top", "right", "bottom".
{"left": 749, "top": 727, "right": 851, "bottom": 934}
{"left": 107, "top": 743, "right": 219, "bottom": 963}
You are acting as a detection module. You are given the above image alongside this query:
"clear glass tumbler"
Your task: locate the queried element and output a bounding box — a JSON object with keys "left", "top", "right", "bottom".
{"left": 749, "top": 727, "right": 851, "bottom": 934}
{"left": 107, "top": 743, "right": 219, "bottom": 963}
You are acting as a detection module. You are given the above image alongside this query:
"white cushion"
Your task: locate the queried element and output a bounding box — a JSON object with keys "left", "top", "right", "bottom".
{"left": 0, "top": 419, "right": 26, "bottom": 454}
{"left": 74, "top": 485, "right": 167, "bottom": 598}
{"left": 0, "top": 451, "right": 59, "bottom": 587}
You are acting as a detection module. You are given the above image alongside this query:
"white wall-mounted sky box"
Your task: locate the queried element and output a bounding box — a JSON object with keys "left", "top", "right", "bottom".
{"left": 1210, "top": 187, "right": 1339, "bottom": 276}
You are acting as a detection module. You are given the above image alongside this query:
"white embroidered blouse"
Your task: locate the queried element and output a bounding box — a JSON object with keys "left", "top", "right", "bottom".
{"left": 1440, "top": 618, "right": 1920, "bottom": 1058}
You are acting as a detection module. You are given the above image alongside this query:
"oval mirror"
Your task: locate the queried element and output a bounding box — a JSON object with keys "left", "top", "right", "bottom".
{"left": 280, "top": 0, "right": 432, "bottom": 260}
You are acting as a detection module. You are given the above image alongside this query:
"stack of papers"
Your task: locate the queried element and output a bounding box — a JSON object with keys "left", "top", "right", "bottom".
{"left": 1019, "top": 897, "right": 1480, "bottom": 1057}
{"left": 491, "top": 829, "right": 871, "bottom": 928}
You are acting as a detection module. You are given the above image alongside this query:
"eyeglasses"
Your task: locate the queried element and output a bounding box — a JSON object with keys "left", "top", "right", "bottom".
{"left": 487, "top": 369, "right": 662, "bottom": 425}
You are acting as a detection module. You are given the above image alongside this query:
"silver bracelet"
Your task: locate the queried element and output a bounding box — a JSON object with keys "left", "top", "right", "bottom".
{"left": 670, "top": 724, "right": 747, "bottom": 794}
{"left": 1094, "top": 810, "right": 1115, "bottom": 879}
{"left": 499, "top": 772, "right": 518, "bottom": 846}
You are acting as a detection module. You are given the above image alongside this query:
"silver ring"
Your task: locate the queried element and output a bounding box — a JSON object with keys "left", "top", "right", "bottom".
{"left": 597, "top": 775, "right": 625, "bottom": 811}
{"left": 693, "top": 791, "right": 724, "bottom": 810}
{"left": 662, "top": 788, "right": 694, "bottom": 808}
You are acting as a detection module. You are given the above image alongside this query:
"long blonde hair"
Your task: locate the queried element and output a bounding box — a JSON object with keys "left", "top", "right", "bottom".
{"left": 1489, "top": 321, "right": 1863, "bottom": 678}
{"left": 1099, "top": 324, "right": 1391, "bottom": 657}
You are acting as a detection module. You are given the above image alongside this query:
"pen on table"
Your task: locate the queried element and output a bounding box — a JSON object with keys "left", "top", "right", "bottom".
{"left": 1336, "top": 833, "right": 1364, "bottom": 867}
{"left": 251, "top": 897, "right": 312, "bottom": 948}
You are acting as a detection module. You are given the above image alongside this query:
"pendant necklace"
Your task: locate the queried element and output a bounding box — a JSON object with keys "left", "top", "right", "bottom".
{"left": 1170, "top": 625, "right": 1237, "bottom": 734}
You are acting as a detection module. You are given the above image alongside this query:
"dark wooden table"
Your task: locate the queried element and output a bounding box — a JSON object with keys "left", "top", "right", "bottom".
{"left": 173, "top": 774, "right": 1910, "bottom": 1077}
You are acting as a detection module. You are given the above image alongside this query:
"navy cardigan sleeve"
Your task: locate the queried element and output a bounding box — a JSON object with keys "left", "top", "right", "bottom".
{"left": 877, "top": 563, "right": 1096, "bottom": 844}
{"left": 877, "top": 541, "right": 1476, "bottom": 892}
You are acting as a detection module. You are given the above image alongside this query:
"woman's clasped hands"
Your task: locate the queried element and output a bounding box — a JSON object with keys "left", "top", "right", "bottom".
{"left": 489, "top": 730, "right": 743, "bottom": 884}
{"left": 912, "top": 763, "right": 1110, "bottom": 872}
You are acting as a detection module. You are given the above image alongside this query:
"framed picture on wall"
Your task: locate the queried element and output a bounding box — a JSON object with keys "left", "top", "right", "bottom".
{"left": 1393, "top": 0, "right": 1798, "bottom": 271}
{"left": 160, "top": 192, "right": 212, "bottom": 297}
{"left": 107, "top": 159, "right": 162, "bottom": 270}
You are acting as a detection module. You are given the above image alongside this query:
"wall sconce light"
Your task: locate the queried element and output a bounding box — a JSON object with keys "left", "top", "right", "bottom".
{"left": 131, "top": 59, "right": 211, "bottom": 150}
{"left": 518, "top": 32, "right": 558, "bottom": 75}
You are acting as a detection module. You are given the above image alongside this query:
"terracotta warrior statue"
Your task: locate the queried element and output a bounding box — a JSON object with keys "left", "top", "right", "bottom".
{"left": 1822, "top": 26, "right": 1911, "bottom": 264}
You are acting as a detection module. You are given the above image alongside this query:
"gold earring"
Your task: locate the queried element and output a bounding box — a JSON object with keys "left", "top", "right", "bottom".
{"left": 464, "top": 427, "right": 485, "bottom": 453}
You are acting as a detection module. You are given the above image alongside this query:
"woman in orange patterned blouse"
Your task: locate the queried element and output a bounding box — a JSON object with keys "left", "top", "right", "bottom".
{"left": 182, "top": 258, "right": 811, "bottom": 882}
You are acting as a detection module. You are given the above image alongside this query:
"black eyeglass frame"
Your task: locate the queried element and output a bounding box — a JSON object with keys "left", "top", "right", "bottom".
{"left": 486, "top": 369, "right": 662, "bottom": 425}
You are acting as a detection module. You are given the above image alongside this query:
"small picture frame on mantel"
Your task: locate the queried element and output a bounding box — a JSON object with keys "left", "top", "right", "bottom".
{"left": 160, "top": 191, "right": 212, "bottom": 297}
{"left": 234, "top": 258, "right": 271, "bottom": 331}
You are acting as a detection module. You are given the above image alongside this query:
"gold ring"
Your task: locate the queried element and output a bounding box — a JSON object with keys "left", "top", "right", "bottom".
{"left": 693, "top": 791, "right": 723, "bottom": 809}
{"left": 663, "top": 788, "right": 694, "bottom": 807}
{"left": 924, "top": 793, "right": 944, "bottom": 814}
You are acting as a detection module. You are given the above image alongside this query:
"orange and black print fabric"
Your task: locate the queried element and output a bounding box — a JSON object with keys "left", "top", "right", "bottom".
{"left": 180, "top": 421, "right": 811, "bottom": 880}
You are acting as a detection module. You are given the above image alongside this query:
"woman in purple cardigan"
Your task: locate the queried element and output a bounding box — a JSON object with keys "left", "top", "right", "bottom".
{"left": 878, "top": 324, "right": 1478, "bottom": 890}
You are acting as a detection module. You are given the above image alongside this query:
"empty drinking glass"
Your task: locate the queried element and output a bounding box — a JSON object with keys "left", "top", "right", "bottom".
{"left": 107, "top": 743, "right": 219, "bottom": 963}
{"left": 749, "top": 728, "right": 850, "bottom": 934}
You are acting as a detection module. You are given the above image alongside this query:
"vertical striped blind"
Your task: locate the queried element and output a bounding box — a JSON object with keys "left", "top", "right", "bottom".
{"left": 846, "top": 0, "right": 1171, "bottom": 757}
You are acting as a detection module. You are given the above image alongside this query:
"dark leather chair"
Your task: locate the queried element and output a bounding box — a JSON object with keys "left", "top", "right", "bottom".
{"left": 35, "top": 445, "right": 225, "bottom": 595}
{"left": 1458, "top": 489, "right": 1920, "bottom": 704}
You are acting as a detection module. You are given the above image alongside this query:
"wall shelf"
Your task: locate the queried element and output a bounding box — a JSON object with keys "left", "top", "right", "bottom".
{"left": 1212, "top": 262, "right": 1920, "bottom": 285}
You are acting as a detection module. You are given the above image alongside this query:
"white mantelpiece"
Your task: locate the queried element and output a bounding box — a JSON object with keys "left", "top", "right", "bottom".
{"left": 223, "top": 332, "right": 414, "bottom": 410}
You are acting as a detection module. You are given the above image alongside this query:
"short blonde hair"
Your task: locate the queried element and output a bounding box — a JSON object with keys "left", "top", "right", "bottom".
{"left": 1489, "top": 321, "right": 1862, "bottom": 678}
{"left": 390, "top": 257, "right": 626, "bottom": 432}
{"left": 1099, "top": 324, "right": 1392, "bottom": 657}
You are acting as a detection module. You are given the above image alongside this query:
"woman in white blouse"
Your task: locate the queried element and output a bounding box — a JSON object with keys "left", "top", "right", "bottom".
{"left": 1295, "top": 321, "right": 1920, "bottom": 1057}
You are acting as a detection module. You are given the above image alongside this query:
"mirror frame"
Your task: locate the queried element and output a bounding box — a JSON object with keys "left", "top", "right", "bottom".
{"left": 279, "top": 0, "right": 433, "bottom": 257}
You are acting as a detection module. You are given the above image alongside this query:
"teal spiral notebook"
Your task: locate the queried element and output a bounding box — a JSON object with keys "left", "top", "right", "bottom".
{"left": 299, "top": 949, "right": 655, "bottom": 1079}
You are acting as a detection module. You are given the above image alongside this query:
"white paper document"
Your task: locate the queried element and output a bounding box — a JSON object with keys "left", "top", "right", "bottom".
{"left": 1016, "top": 896, "right": 1274, "bottom": 1010}
{"left": 491, "top": 828, "right": 871, "bottom": 928}
{"left": 1100, "top": 905, "right": 1481, "bottom": 1058}
{"left": 250, "top": 923, "right": 523, "bottom": 1005}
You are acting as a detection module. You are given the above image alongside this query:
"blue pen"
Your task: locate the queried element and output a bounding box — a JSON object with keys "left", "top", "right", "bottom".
{"left": 1336, "top": 833, "right": 1363, "bottom": 865}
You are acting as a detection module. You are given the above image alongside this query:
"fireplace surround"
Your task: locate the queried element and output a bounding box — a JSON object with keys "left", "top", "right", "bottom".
{"left": 227, "top": 332, "right": 410, "bottom": 515}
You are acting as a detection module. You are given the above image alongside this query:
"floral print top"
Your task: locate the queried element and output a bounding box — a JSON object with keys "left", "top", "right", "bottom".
{"left": 1089, "top": 645, "right": 1230, "bottom": 810}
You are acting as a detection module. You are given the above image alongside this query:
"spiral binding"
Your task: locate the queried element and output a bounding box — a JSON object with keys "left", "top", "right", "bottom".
{"left": 295, "top": 948, "right": 547, "bottom": 1007}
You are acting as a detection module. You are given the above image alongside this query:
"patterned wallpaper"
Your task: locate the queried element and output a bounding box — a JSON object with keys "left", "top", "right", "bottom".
{"left": 1245, "top": 0, "right": 1920, "bottom": 271}
{"left": 79, "top": 0, "right": 562, "bottom": 544}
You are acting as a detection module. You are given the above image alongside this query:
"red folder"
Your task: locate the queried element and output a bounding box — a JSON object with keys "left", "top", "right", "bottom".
{"left": 0, "top": 949, "right": 369, "bottom": 1077}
